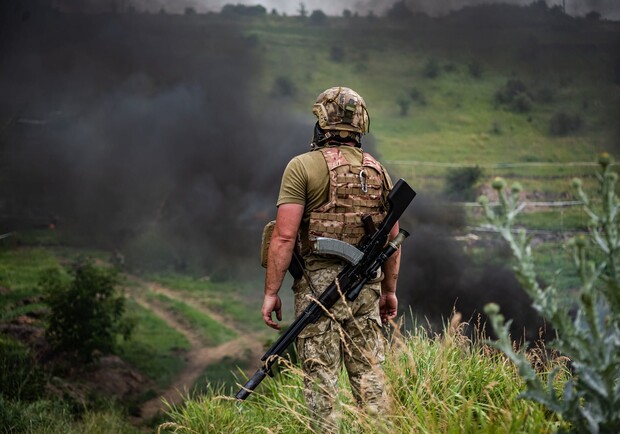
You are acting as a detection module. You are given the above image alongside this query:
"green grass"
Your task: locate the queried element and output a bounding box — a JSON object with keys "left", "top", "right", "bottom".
{"left": 0, "top": 396, "right": 141, "bottom": 434}
{"left": 161, "top": 323, "right": 568, "bottom": 433}
{"left": 117, "top": 299, "right": 190, "bottom": 388}
{"left": 0, "top": 247, "right": 64, "bottom": 321}
{"left": 0, "top": 248, "right": 63, "bottom": 291}
{"left": 143, "top": 290, "right": 238, "bottom": 346}
{"left": 148, "top": 272, "right": 272, "bottom": 333}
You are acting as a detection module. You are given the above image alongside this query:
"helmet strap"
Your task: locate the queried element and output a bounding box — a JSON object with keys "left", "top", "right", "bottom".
{"left": 310, "top": 123, "right": 361, "bottom": 150}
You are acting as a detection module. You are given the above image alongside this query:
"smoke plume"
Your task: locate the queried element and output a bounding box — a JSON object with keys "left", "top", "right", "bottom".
{"left": 398, "top": 196, "right": 548, "bottom": 342}
{"left": 0, "top": 7, "right": 307, "bottom": 273}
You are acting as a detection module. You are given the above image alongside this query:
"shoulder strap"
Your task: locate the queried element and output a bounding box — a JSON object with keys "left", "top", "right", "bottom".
{"left": 319, "top": 147, "right": 349, "bottom": 170}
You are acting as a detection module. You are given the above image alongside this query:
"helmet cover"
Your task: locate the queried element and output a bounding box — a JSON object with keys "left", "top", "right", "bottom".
{"left": 312, "top": 87, "right": 370, "bottom": 135}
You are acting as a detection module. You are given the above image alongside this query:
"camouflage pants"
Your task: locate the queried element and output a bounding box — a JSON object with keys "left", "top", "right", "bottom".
{"left": 293, "top": 263, "right": 386, "bottom": 431}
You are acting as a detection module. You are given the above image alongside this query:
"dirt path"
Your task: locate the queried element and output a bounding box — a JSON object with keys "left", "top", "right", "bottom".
{"left": 130, "top": 280, "right": 265, "bottom": 421}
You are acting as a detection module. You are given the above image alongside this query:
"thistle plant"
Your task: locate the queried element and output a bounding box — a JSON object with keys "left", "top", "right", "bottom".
{"left": 481, "top": 154, "right": 620, "bottom": 434}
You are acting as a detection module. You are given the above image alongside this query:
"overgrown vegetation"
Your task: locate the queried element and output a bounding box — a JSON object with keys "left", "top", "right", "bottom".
{"left": 42, "top": 260, "right": 133, "bottom": 362}
{"left": 161, "top": 322, "right": 566, "bottom": 433}
{"left": 0, "top": 336, "right": 44, "bottom": 402}
{"left": 549, "top": 111, "right": 583, "bottom": 136}
{"left": 494, "top": 78, "right": 533, "bottom": 113}
{"left": 481, "top": 154, "right": 620, "bottom": 433}
{"left": 444, "top": 165, "right": 485, "bottom": 201}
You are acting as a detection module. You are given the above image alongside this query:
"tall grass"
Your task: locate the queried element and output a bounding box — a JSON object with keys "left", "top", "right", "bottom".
{"left": 161, "top": 318, "right": 567, "bottom": 433}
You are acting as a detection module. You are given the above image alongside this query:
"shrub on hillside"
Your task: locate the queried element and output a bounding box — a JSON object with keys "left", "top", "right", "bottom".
{"left": 271, "top": 76, "right": 296, "bottom": 98}
{"left": 396, "top": 95, "right": 411, "bottom": 116}
{"left": 444, "top": 166, "right": 484, "bottom": 201}
{"left": 494, "top": 78, "right": 533, "bottom": 113}
{"left": 42, "top": 259, "right": 133, "bottom": 362}
{"left": 308, "top": 9, "right": 327, "bottom": 25}
{"left": 409, "top": 87, "right": 427, "bottom": 106}
{"left": 422, "top": 58, "right": 440, "bottom": 78}
{"left": 549, "top": 111, "right": 583, "bottom": 136}
{"left": 481, "top": 154, "right": 620, "bottom": 433}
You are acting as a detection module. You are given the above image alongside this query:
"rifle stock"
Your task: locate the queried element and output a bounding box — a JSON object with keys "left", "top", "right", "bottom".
{"left": 235, "top": 179, "right": 416, "bottom": 400}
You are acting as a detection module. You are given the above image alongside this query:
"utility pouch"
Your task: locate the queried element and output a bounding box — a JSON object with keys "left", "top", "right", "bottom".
{"left": 260, "top": 220, "right": 276, "bottom": 268}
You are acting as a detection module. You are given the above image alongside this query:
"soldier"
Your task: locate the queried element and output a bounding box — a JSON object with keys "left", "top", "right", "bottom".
{"left": 261, "top": 86, "right": 402, "bottom": 430}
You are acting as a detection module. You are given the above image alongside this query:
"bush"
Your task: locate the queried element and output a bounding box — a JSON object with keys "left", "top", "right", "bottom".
{"left": 512, "top": 93, "right": 533, "bottom": 113}
{"left": 221, "top": 4, "right": 267, "bottom": 17}
{"left": 42, "top": 259, "right": 132, "bottom": 362}
{"left": 549, "top": 112, "right": 583, "bottom": 136}
{"left": 309, "top": 9, "right": 327, "bottom": 25}
{"left": 481, "top": 154, "right": 620, "bottom": 433}
{"left": 444, "top": 166, "right": 484, "bottom": 201}
{"left": 396, "top": 95, "right": 411, "bottom": 116}
{"left": 385, "top": 1, "right": 414, "bottom": 21}
{"left": 422, "top": 58, "right": 439, "bottom": 78}
{"left": 409, "top": 87, "right": 427, "bottom": 105}
{"left": 271, "top": 76, "right": 296, "bottom": 98}
{"left": 494, "top": 79, "right": 533, "bottom": 113}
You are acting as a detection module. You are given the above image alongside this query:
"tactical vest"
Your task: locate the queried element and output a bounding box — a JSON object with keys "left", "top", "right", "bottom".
{"left": 308, "top": 147, "right": 388, "bottom": 248}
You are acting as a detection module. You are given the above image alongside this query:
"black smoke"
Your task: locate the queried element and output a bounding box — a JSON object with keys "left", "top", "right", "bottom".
{"left": 398, "top": 195, "right": 549, "bottom": 343}
{"left": 0, "top": 4, "right": 307, "bottom": 274}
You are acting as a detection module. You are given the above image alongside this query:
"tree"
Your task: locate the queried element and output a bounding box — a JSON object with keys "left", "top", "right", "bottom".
{"left": 386, "top": 1, "right": 414, "bottom": 21}
{"left": 309, "top": 9, "right": 327, "bottom": 25}
{"left": 42, "top": 259, "right": 133, "bottom": 362}
{"left": 298, "top": 2, "right": 307, "bottom": 18}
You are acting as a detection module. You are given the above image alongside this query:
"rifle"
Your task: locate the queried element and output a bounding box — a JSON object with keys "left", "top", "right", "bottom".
{"left": 235, "top": 179, "right": 416, "bottom": 400}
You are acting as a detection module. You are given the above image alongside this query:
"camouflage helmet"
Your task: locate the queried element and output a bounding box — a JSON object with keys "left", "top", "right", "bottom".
{"left": 312, "top": 87, "right": 370, "bottom": 135}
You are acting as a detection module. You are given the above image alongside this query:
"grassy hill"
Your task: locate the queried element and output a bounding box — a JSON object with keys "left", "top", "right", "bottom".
{"left": 242, "top": 9, "right": 619, "bottom": 197}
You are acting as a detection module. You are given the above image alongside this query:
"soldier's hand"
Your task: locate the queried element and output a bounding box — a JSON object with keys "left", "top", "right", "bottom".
{"left": 262, "top": 294, "right": 283, "bottom": 330}
{"left": 380, "top": 293, "right": 398, "bottom": 325}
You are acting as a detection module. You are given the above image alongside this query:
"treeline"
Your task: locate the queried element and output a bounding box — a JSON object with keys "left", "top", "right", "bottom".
{"left": 3, "top": 0, "right": 612, "bottom": 22}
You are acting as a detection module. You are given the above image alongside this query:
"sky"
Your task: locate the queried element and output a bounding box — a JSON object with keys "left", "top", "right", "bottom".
{"left": 129, "top": 0, "right": 620, "bottom": 20}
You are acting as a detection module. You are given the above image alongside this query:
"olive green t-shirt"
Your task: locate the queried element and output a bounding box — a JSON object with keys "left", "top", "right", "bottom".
{"left": 277, "top": 145, "right": 393, "bottom": 266}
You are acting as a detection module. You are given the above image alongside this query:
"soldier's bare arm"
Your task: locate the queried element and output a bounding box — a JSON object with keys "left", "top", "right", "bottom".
{"left": 262, "top": 203, "right": 304, "bottom": 330}
{"left": 380, "top": 222, "right": 401, "bottom": 324}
